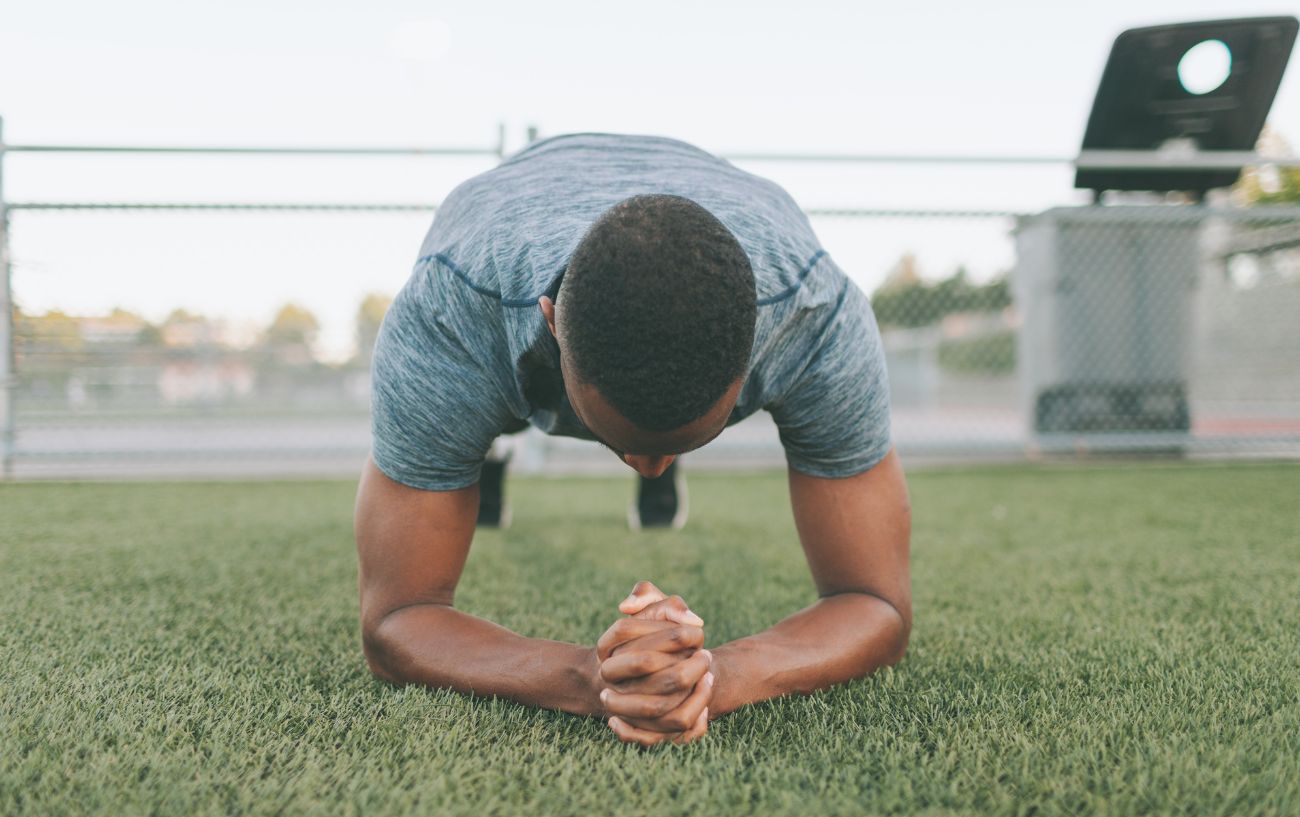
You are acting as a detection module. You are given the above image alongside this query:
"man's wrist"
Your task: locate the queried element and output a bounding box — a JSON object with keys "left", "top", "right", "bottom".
{"left": 705, "top": 644, "right": 754, "bottom": 717}
{"left": 565, "top": 645, "right": 604, "bottom": 717}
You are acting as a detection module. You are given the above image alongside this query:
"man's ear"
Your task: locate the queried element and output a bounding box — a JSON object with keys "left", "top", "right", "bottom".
{"left": 538, "top": 296, "right": 558, "bottom": 339}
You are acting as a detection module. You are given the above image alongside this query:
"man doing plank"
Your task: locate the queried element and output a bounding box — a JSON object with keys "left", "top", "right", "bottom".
{"left": 355, "top": 133, "right": 911, "bottom": 746}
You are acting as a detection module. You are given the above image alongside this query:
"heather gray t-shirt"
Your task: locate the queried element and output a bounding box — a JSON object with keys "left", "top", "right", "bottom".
{"left": 371, "top": 133, "right": 891, "bottom": 491}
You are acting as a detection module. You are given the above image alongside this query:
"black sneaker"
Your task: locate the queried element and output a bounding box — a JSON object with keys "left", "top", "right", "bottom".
{"left": 477, "top": 460, "right": 511, "bottom": 529}
{"left": 629, "top": 461, "right": 688, "bottom": 530}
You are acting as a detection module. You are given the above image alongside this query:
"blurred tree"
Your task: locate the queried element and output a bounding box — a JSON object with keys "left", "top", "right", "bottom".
{"left": 106, "top": 307, "right": 164, "bottom": 349}
{"left": 1232, "top": 126, "right": 1300, "bottom": 206}
{"left": 164, "top": 308, "right": 202, "bottom": 323}
{"left": 137, "top": 322, "right": 165, "bottom": 347}
{"left": 871, "top": 260, "right": 1011, "bottom": 328}
{"left": 354, "top": 292, "right": 393, "bottom": 365}
{"left": 89, "top": 308, "right": 153, "bottom": 345}
{"left": 264, "top": 303, "right": 320, "bottom": 348}
{"left": 938, "top": 331, "right": 1016, "bottom": 374}
{"left": 260, "top": 303, "right": 321, "bottom": 366}
{"left": 16, "top": 309, "right": 83, "bottom": 353}
{"left": 878, "top": 253, "right": 922, "bottom": 291}
{"left": 161, "top": 308, "right": 221, "bottom": 349}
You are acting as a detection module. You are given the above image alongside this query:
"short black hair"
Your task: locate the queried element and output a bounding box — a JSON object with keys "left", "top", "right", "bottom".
{"left": 559, "top": 194, "right": 756, "bottom": 432}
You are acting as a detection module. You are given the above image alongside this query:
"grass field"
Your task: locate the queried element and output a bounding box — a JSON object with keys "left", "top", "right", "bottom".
{"left": 2, "top": 463, "right": 1298, "bottom": 816}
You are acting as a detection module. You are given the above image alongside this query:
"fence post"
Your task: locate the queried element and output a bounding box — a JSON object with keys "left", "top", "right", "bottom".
{"left": 0, "top": 114, "right": 13, "bottom": 478}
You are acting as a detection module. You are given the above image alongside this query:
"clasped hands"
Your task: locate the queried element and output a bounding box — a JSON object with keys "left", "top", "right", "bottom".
{"left": 593, "top": 581, "right": 714, "bottom": 746}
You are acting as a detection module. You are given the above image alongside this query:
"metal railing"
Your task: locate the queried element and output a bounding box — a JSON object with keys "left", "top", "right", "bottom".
{"left": 4, "top": 115, "right": 1300, "bottom": 477}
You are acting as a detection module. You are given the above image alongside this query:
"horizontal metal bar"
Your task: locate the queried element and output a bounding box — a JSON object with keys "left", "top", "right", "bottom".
{"left": 12, "top": 447, "right": 370, "bottom": 461}
{"left": 1074, "top": 149, "right": 1300, "bottom": 170}
{"left": 11, "top": 202, "right": 1300, "bottom": 221}
{"left": 722, "top": 152, "right": 1072, "bottom": 165}
{"left": 725, "top": 149, "right": 1300, "bottom": 169}
{"left": 0, "top": 144, "right": 499, "bottom": 157}
{"left": 4, "top": 143, "right": 1298, "bottom": 169}
{"left": 7, "top": 201, "right": 438, "bottom": 212}
{"left": 6, "top": 201, "right": 1026, "bottom": 217}
{"left": 1220, "top": 222, "right": 1300, "bottom": 256}
{"left": 806, "top": 207, "right": 1025, "bottom": 218}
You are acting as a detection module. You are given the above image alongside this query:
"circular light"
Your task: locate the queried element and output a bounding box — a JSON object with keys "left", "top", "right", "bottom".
{"left": 1178, "top": 40, "right": 1232, "bottom": 95}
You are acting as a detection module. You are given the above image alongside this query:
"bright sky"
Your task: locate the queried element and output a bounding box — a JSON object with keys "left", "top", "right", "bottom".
{"left": 2, "top": 0, "right": 1297, "bottom": 359}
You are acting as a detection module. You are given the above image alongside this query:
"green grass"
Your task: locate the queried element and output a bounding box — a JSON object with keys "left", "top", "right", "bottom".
{"left": 2, "top": 463, "right": 1298, "bottom": 816}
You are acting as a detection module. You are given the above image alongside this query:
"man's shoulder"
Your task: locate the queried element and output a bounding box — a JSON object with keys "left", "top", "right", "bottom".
{"left": 379, "top": 259, "right": 514, "bottom": 355}
{"left": 744, "top": 257, "right": 877, "bottom": 405}
{"left": 418, "top": 131, "right": 828, "bottom": 315}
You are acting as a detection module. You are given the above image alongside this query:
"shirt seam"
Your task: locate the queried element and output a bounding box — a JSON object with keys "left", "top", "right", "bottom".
{"left": 755, "top": 250, "right": 827, "bottom": 306}
{"left": 416, "top": 248, "right": 827, "bottom": 309}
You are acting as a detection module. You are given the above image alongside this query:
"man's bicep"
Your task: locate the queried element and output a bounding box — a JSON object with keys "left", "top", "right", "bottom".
{"left": 788, "top": 450, "right": 912, "bottom": 628}
{"left": 370, "top": 271, "right": 515, "bottom": 492}
{"left": 354, "top": 457, "right": 479, "bottom": 634}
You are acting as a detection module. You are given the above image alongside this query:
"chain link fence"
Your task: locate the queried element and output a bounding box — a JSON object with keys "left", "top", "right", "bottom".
{"left": 3, "top": 126, "right": 1299, "bottom": 478}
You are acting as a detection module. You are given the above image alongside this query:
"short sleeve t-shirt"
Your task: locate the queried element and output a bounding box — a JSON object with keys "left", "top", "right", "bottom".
{"left": 371, "top": 133, "right": 891, "bottom": 491}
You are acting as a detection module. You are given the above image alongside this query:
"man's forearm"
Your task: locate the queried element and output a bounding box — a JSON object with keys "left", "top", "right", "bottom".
{"left": 707, "top": 592, "right": 908, "bottom": 716}
{"left": 365, "top": 604, "right": 600, "bottom": 716}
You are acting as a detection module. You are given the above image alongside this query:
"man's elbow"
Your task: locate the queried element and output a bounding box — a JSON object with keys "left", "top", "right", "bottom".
{"left": 866, "top": 594, "right": 910, "bottom": 669}
{"left": 360, "top": 601, "right": 454, "bottom": 685}
{"left": 361, "top": 630, "right": 394, "bottom": 684}
{"left": 361, "top": 614, "right": 405, "bottom": 685}
{"left": 881, "top": 608, "right": 910, "bottom": 667}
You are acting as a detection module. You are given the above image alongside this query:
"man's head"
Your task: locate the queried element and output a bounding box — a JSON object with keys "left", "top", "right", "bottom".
{"left": 538, "top": 194, "right": 756, "bottom": 477}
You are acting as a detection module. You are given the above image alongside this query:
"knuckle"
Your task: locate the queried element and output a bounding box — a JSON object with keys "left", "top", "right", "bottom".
{"left": 669, "top": 626, "right": 699, "bottom": 647}
{"left": 668, "top": 595, "right": 685, "bottom": 609}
